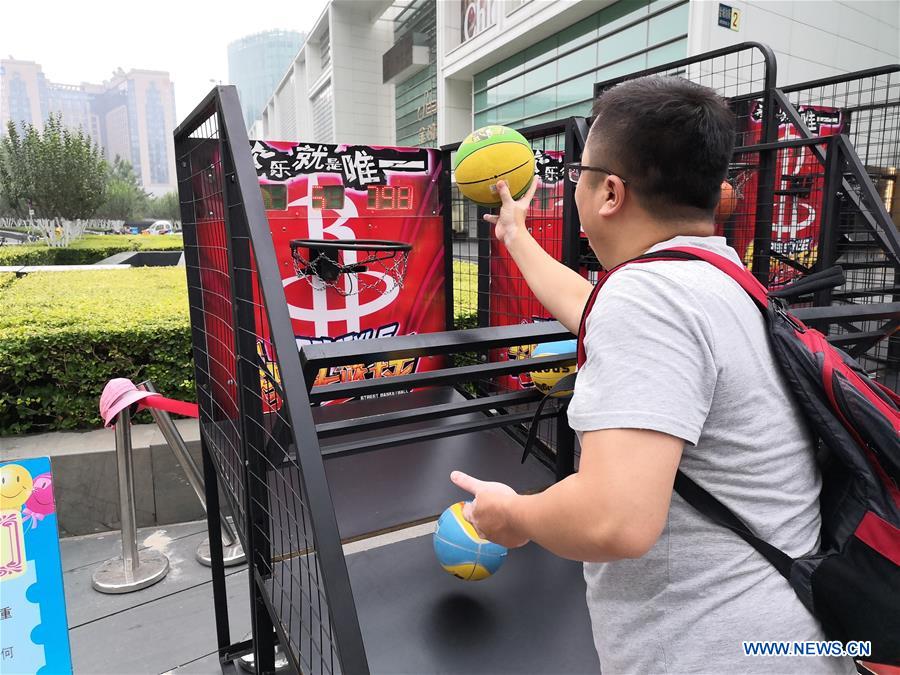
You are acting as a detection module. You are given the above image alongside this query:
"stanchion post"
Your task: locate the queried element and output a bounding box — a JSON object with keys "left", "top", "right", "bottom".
{"left": 116, "top": 406, "right": 140, "bottom": 569}
{"left": 139, "top": 381, "right": 245, "bottom": 567}
{"left": 92, "top": 406, "right": 169, "bottom": 594}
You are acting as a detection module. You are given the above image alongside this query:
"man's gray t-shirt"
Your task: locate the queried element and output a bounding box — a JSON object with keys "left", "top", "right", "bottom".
{"left": 567, "top": 235, "right": 854, "bottom": 674}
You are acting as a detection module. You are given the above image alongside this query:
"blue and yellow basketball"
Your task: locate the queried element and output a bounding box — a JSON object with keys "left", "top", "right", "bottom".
{"left": 530, "top": 340, "right": 577, "bottom": 396}
{"left": 453, "top": 125, "right": 535, "bottom": 207}
{"left": 433, "top": 502, "right": 508, "bottom": 581}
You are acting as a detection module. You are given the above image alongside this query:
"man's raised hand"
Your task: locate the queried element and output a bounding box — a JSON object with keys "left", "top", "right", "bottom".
{"left": 483, "top": 178, "right": 539, "bottom": 248}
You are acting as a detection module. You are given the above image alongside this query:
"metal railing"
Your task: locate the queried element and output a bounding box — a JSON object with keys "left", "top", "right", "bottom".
{"left": 91, "top": 381, "right": 245, "bottom": 595}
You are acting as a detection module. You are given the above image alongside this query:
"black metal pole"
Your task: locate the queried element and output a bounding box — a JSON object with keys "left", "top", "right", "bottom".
{"left": 201, "top": 433, "right": 232, "bottom": 654}
{"left": 554, "top": 116, "right": 587, "bottom": 479}
{"left": 476, "top": 209, "right": 491, "bottom": 329}
{"left": 441, "top": 150, "right": 455, "bottom": 331}
{"left": 751, "top": 48, "right": 779, "bottom": 285}
{"left": 217, "top": 97, "right": 277, "bottom": 675}
{"left": 814, "top": 135, "right": 844, "bottom": 308}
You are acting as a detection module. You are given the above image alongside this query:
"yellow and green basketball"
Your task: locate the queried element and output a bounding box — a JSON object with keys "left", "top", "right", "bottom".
{"left": 530, "top": 340, "right": 577, "bottom": 397}
{"left": 453, "top": 125, "right": 535, "bottom": 207}
{"left": 433, "top": 502, "right": 508, "bottom": 581}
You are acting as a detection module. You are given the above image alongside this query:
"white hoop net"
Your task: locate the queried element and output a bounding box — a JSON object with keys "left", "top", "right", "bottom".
{"left": 290, "top": 243, "right": 410, "bottom": 297}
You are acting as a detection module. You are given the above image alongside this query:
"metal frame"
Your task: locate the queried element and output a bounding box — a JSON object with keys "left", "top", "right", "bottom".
{"left": 176, "top": 87, "right": 579, "bottom": 675}
{"left": 175, "top": 86, "right": 368, "bottom": 674}
{"left": 174, "top": 48, "right": 900, "bottom": 674}
{"left": 591, "top": 41, "right": 781, "bottom": 283}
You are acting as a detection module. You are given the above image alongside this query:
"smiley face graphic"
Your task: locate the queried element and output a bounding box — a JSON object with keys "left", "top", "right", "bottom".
{"left": 0, "top": 464, "right": 33, "bottom": 511}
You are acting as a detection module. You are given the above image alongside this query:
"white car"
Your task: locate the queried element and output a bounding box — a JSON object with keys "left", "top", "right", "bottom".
{"left": 144, "top": 220, "right": 175, "bottom": 235}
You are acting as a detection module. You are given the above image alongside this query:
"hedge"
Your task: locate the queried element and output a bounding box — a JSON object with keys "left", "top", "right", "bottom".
{"left": 0, "top": 268, "right": 193, "bottom": 435}
{"left": 0, "top": 234, "right": 183, "bottom": 267}
{"left": 0, "top": 273, "right": 16, "bottom": 292}
{"left": 0, "top": 260, "right": 482, "bottom": 435}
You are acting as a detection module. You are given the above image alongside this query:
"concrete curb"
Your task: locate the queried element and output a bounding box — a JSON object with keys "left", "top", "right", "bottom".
{"left": 0, "top": 419, "right": 207, "bottom": 538}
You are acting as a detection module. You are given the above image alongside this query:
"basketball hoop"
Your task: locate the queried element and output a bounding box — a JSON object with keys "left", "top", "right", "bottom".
{"left": 290, "top": 239, "right": 412, "bottom": 297}
{"left": 727, "top": 160, "right": 757, "bottom": 199}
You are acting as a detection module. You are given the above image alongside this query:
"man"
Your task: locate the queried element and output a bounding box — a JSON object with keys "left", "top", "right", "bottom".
{"left": 450, "top": 76, "right": 854, "bottom": 674}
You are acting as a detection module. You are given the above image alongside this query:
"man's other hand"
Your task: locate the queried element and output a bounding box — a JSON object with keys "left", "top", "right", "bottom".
{"left": 450, "top": 470, "right": 530, "bottom": 548}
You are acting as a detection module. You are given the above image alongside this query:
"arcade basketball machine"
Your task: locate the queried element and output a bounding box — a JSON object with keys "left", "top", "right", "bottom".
{"left": 175, "top": 41, "right": 899, "bottom": 672}
{"left": 175, "top": 86, "right": 593, "bottom": 674}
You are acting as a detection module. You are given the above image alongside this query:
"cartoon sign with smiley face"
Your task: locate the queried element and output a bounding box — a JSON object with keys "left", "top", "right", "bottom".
{"left": 0, "top": 458, "right": 72, "bottom": 674}
{"left": 0, "top": 463, "right": 33, "bottom": 580}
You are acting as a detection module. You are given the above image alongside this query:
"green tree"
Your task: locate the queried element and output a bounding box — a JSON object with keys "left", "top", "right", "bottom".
{"left": 144, "top": 191, "right": 180, "bottom": 222}
{"left": 96, "top": 156, "right": 149, "bottom": 220}
{"left": 0, "top": 114, "right": 107, "bottom": 224}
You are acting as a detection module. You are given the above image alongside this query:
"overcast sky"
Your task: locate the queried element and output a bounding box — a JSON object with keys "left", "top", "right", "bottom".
{"left": 0, "top": 0, "right": 330, "bottom": 121}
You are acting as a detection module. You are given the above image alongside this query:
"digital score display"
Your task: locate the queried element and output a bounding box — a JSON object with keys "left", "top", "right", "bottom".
{"left": 311, "top": 185, "right": 345, "bottom": 209}
{"left": 309, "top": 184, "right": 414, "bottom": 211}
{"left": 367, "top": 185, "right": 412, "bottom": 210}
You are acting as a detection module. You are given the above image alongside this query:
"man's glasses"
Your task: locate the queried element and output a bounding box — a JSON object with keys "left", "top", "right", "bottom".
{"left": 565, "top": 163, "right": 628, "bottom": 185}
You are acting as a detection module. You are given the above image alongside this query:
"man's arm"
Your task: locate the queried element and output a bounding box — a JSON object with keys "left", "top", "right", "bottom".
{"left": 486, "top": 180, "right": 594, "bottom": 333}
{"left": 452, "top": 428, "right": 684, "bottom": 561}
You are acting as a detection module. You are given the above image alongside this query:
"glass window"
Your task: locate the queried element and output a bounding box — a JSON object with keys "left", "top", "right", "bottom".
{"left": 646, "top": 37, "right": 687, "bottom": 68}
{"left": 595, "top": 54, "right": 648, "bottom": 85}
{"left": 556, "top": 102, "right": 593, "bottom": 119}
{"left": 496, "top": 51, "right": 526, "bottom": 79}
{"left": 598, "top": 23, "right": 648, "bottom": 63}
{"left": 474, "top": 89, "right": 487, "bottom": 110}
{"left": 558, "top": 42, "right": 598, "bottom": 80}
{"left": 524, "top": 61, "right": 556, "bottom": 92}
{"left": 557, "top": 73, "right": 596, "bottom": 107}
{"left": 523, "top": 87, "right": 556, "bottom": 117}
{"left": 495, "top": 74, "right": 524, "bottom": 104}
{"left": 496, "top": 99, "right": 525, "bottom": 125}
{"left": 597, "top": 0, "right": 648, "bottom": 32}
{"left": 557, "top": 18, "right": 598, "bottom": 53}
{"left": 648, "top": 3, "right": 689, "bottom": 44}
{"left": 474, "top": 66, "right": 494, "bottom": 92}
{"left": 524, "top": 36, "right": 558, "bottom": 70}
{"left": 474, "top": 107, "right": 499, "bottom": 127}
{"left": 522, "top": 113, "right": 557, "bottom": 127}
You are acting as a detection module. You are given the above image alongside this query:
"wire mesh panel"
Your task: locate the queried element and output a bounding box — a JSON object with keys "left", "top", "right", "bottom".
{"left": 770, "top": 72, "right": 900, "bottom": 388}
{"left": 177, "top": 104, "right": 247, "bottom": 546}
{"left": 175, "top": 87, "right": 368, "bottom": 675}
{"left": 590, "top": 42, "right": 779, "bottom": 282}
{"left": 589, "top": 47, "right": 898, "bottom": 387}
{"left": 784, "top": 67, "right": 900, "bottom": 179}
{"left": 444, "top": 121, "right": 577, "bottom": 463}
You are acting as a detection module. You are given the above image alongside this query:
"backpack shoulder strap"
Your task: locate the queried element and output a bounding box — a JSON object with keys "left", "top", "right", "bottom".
{"left": 638, "top": 246, "right": 770, "bottom": 309}
{"left": 576, "top": 247, "right": 770, "bottom": 368}
{"left": 675, "top": 471, "right": 795, "bottom": 578}
{"left": 570, "top": 246, "right": 796, "bottom": 578}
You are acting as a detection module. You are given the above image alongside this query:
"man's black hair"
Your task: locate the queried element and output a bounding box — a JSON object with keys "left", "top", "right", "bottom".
{"left": 589, "top": 75, "right": 735, "bottom": 220}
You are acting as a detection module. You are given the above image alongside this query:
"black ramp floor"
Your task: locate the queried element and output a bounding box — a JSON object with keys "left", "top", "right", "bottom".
{"left": 315, "top": 387, "right": 556, "bottom": 540}
{"left": 346, "top": 534, "right": 600, "bottom": 674}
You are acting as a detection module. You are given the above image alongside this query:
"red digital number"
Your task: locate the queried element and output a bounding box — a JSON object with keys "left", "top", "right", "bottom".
{"left": 397, "top": 186, "right": 411, "bottom": 209}
{"left": 312, "top": 185, "right": 325, "bottom": 210}
{"left": 366, "top": 185, "right": 414, "bottom": 210}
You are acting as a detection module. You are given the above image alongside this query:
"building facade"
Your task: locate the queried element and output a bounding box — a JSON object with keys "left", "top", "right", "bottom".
{"left": 228, "top": 30, "right": 305, "bottom": 131}
{"left": 251, "top": 0, "right": 396, "bottom": 146}
{"left": 0, "top": 60, "right": 178, "bottom": 195}
{"left": 249, "top": 0, "right": 898, "bottom": 148}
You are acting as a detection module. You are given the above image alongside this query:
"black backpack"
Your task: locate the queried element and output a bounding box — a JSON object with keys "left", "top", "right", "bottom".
{"left": 527, "top": 246, "right": 900, "bottom": 665}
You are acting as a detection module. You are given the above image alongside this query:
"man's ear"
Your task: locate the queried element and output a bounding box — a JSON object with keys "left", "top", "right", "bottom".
{"left": 597, "top": 175, "right": 626, "bottom": 217}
